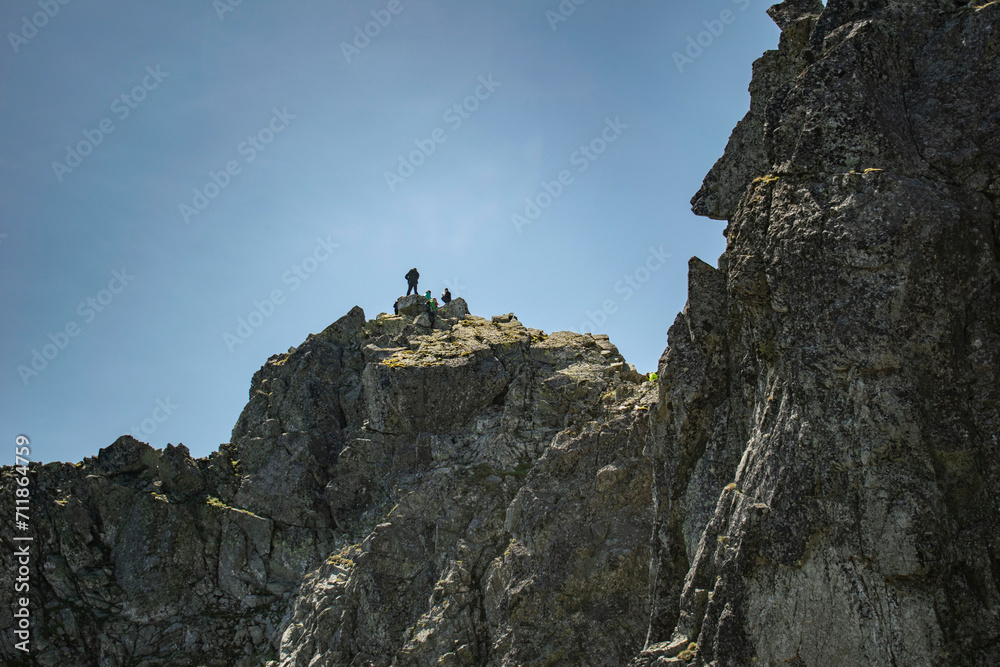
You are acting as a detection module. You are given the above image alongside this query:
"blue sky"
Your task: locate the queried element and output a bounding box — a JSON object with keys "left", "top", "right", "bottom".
{"left": 1, "top": 0, "right": 780, "bottom": 464}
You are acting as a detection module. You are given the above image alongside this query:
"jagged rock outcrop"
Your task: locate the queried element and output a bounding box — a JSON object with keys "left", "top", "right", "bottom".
{"left": 2, "top": 1, "right": 997, "bottom": 665}
{"left": 274, "top": 312, "right": 656, "bottom": 666}
{"left": 1, "top": 305, "right": 656, "bottom": 666}
{"left": 643, "top": 1, "right": 999, "bottom": 665}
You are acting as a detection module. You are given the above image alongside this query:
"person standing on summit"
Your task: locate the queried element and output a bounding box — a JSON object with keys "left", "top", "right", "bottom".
{"left": 405, "top": 268, "right": 419, "bottom": 295}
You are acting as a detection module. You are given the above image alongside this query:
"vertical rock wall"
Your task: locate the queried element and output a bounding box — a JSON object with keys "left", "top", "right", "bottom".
{"left": 643, "top": 1, "right": 1000, "bottom": 665}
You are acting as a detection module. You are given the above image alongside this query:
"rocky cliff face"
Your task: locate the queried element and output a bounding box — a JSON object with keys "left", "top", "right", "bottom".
{"left": 2, "top": 1, "right": 997, "bottom": 665}
{"left": 645, "top": 0, "right": 1000, "bottom": 664}
{"left": 1, "top": 302, "right": 657, "bottom": 666}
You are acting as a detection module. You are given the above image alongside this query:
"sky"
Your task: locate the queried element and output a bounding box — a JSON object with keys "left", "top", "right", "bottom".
{"left": 1, "top": 0, "right": 782, "bottom": 464}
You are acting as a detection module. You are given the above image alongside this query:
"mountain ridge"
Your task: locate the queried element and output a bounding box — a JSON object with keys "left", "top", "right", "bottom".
{"left": 2, "top": 0, "right": 998, "bottom": 664}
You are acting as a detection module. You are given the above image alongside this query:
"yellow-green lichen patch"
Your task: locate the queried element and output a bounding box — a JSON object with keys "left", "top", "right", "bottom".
{"left": 204, "top": 495, "right": 265, "bottom": 520}
{"left": 205, "top": 495, "right": 227, "bottom": 509}
{"left": 326, "top": 552, "right": 355, "bottom": 569}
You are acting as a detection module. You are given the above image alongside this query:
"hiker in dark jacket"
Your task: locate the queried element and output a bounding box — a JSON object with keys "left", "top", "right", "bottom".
{"left": 405, "top": 268, "right": 419, "bottom": 295}
{"left": 441, "top": 288, "right": 452, "bottom": 305}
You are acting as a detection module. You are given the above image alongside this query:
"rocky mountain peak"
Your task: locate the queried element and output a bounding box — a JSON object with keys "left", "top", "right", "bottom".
{"left": 2, "top": 1, "right": 997, "bottom": 664}
{"left": 3, "top": 301, "right": 659, "bottom": 665}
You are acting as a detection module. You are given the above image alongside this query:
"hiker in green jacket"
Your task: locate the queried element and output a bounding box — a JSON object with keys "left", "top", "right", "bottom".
{"left": 423, "top": 291, "right": 437, "bottom": 326}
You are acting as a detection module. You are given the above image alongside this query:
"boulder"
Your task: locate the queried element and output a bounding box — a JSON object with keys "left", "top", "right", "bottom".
{"left": 394, "top": 294, "right": 429, "bottom": 317}
{"left": 439, "top": 297, "right": 469, "bottom": 319}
